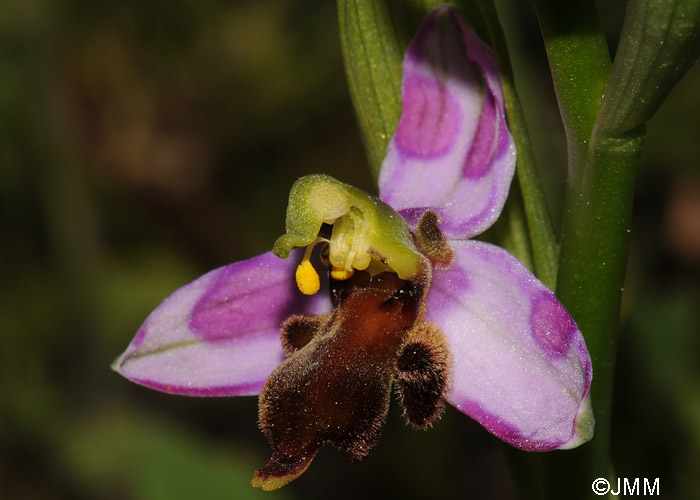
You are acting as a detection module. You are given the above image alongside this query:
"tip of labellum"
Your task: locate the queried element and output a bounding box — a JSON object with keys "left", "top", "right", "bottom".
{"left": 251, "top": 451, "right": 318, "bottom": 491}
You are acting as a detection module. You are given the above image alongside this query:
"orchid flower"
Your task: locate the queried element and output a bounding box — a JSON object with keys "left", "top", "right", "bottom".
{"left": 114, "top": 6, "right": 593, "bottom": 491}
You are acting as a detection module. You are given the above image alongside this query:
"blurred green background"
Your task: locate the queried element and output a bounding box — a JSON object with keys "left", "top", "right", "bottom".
{"left": 1, "top": 0, "right": 699, "bottom": 498}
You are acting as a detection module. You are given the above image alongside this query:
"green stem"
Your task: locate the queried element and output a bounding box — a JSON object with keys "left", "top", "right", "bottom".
{"left": 532, "top": 0, "right": 611, "bottom": 151}
{"left": 554, "top": 133, "right": 644, "bottom": 496}
{"left": 529, "top": 0, "right": 623, "bottom": 498}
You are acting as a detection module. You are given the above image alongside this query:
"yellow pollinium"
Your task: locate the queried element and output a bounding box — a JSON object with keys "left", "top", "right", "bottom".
{"left": 295, "top": 260, "right": 320, "bottom": 295}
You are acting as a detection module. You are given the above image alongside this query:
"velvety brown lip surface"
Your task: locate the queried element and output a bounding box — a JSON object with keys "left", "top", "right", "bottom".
{"left": 253, "top": 278, "right": 423, "bottom": 490}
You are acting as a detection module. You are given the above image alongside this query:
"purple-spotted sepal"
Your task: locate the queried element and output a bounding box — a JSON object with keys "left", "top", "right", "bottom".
{"left": 425, "top": 240, "right": 594, "bottom": 450}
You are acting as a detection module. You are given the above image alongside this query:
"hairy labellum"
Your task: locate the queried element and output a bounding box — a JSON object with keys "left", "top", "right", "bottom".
{"left": 252, "top": 274, "right": 450, "bottom": 490}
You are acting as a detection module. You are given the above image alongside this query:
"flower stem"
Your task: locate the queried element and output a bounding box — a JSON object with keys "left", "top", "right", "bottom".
{"left": 554, "top": 134, "right": 644, "bottom": 496}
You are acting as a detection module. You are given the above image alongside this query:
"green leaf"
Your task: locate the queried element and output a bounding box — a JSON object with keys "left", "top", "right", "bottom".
{"left": 597, "top": 0, "right": 700, "bottom": 137}
{"left": 531, "top": 0, "right": 611, "bottom": 166}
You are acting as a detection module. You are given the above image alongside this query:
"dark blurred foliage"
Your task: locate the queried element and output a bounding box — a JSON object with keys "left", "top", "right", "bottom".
{"left": 1, "top": 0, "right": 698, "bottom": 499}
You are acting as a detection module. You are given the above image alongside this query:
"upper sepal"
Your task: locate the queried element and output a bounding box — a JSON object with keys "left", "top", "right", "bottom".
{"left": 379, "top": 6, "right": 516, "bottom": 240}
{"left": 113, "top": 250, "right": 331, "bottom": 396}
{"left": 427, "top": 240, "right": 593, "bottom": 450}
